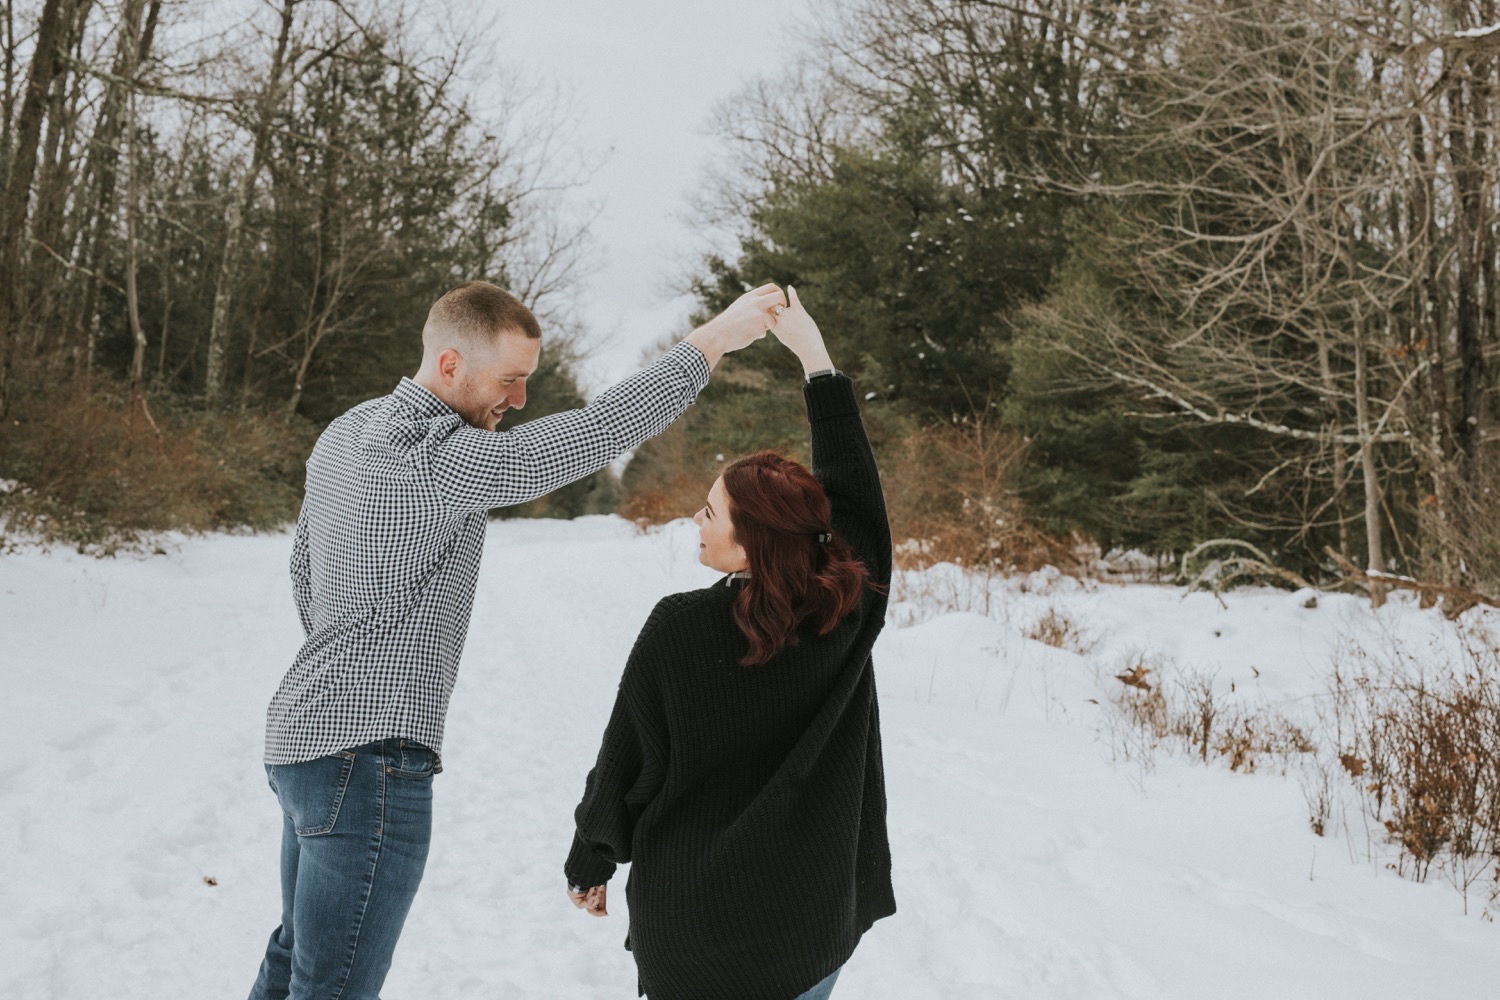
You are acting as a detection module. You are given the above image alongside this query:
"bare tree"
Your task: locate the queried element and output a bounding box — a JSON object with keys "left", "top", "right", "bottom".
{"left": 0, "top": 0, "right": 598, "bottom": 433}
{"left": 23, "top": 0, "right": 95, "bottom": 345}
{"left": 0, "top": 0, "right": 75, "bottom": 416}
{"left": 69, "top": 0, "right": 161, "bottom": 370}
{"left": 120, "top": 0, "right": 147, "bottom": 392}
{"left": 1013, "top": 0, "right": 1500, "bottom": 595}
{"left": 201, "top": 0, "right": 299, "bottom": 406}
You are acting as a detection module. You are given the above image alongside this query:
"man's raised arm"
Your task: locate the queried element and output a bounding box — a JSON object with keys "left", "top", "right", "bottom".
{"left": 429, "top": 283, "right": 788, "bottom": 513}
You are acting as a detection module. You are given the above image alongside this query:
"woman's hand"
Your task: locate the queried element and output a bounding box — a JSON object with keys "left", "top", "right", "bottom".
{"left": 770, "top": 286, "right": 835, "bottom": 376}
{"left": 567, "top": 883, "right": 608, "bottom": 917}
{"left": 684, "top": 282, "right": 786, "bottom": 369}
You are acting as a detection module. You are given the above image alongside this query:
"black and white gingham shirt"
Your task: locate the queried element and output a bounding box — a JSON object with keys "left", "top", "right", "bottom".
{"left": 265, "top": 342, "right": 711, "bottom": 767}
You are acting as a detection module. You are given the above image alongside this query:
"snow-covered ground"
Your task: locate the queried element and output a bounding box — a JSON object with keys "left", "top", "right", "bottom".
{"left": 0, "top": 516, "right": 1492, "bottom": 997}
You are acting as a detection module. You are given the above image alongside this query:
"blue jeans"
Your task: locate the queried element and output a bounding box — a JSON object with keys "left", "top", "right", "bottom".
{"left": 248, "top": 738, "right": 436, "bottom": 1000}
{"left": 795, "top": 967, "right": 841, "bottom": 1000}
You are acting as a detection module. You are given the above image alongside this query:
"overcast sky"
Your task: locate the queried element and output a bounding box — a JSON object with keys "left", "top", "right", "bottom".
{"left": 488, "top": 0, "right": 813, "bottom": 390}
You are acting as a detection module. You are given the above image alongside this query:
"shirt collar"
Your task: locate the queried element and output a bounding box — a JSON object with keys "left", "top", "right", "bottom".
{"left": 392, "top": 377, "right": 457, "bottom": 420}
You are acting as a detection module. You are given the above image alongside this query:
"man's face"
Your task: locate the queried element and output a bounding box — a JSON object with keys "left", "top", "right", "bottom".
{"left": 450, "top": 332, "right": 541, "bottom": 431}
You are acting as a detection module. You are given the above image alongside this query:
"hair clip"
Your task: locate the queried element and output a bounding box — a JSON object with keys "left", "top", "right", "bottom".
{"left": 816, "top": 532, "right": 832, "bottom": 544}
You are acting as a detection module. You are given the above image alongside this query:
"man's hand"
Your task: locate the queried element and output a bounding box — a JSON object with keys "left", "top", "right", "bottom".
{"left": 769, "top": 286, "right": 835, "bottom": 376}
{"left": 684, "top": 282, "right": 786, "bottom": 369}
{"left": 567, "top": 883, "right": 608, "bottom": 917}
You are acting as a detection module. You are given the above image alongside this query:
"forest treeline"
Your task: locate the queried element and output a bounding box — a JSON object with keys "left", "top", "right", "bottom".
{"left": 622, "top": 0, "right": 1500, "bottom": 602}
{"left": 1, "top": 1, "right": 1497, "bottom": 602}
{"left": 0, "top": 0, "right": 611, "bottom": 547}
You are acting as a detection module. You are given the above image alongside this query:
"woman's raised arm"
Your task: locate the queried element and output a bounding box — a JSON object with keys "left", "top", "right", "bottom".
{"left": 772, "top": 289, "right": 891, "bottom": 585}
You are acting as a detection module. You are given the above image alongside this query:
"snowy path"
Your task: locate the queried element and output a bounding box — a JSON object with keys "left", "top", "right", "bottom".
{"left": 0, "top": 517, "right": 1491, "bottom": 997}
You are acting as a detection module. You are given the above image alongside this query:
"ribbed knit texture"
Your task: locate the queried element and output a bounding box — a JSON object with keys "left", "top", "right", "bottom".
{"left": 566, "top": 374, "right": 895, "bottom": 1000}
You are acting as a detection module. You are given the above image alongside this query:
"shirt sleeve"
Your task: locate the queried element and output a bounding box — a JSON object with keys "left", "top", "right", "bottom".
{"left": 565, "top": 598, "right": 675, "bottom": 889}
{"left": 431, "top": 342, "right": 710, "bottom": 514}
{"left": 289, "top": 504, "right": 314, "bottom": 637}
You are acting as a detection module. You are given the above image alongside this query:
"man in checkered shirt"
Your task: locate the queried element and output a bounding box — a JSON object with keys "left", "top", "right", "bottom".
{"left": 247, "top": 279, "right": 788, "bottom": 1000}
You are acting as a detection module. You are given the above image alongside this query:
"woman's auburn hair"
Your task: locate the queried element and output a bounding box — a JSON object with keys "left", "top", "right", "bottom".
{"left": 721, "top": 450, "right": 873, "bottom": 666}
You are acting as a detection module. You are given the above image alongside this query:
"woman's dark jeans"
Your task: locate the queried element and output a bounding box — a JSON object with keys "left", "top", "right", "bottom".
{"left": 794, "top": 967, "right": 841, "bottom": 1000}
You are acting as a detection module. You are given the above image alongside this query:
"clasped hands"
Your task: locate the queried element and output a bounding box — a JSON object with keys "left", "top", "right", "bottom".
{"left": 683, "top": 283, "right": 831, "bottom": 374}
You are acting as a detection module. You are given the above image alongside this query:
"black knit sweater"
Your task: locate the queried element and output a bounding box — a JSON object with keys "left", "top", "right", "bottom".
{"left": 565, "top": 373, "right": 896, "bottom": 1000}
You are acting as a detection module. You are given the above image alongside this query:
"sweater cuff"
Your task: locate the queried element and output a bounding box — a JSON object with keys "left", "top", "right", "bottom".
{"left": 565, "top": 832, "right": 618, "bottom": 890}
{"left": 803, "top": 372, "right": 859, "bottom": 420}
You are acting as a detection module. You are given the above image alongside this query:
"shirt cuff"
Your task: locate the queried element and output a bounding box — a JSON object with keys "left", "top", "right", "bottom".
{"left": 665, "top": 340, "right": 712, "bottom": 395}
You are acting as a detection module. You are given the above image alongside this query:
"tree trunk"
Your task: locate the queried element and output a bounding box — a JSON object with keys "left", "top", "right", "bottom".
{"left": 74, "top": 0, "right": 158, "bottom": 370}
{"left": 155, "top": 262, "right": 171, "bottom": 380}
{"left": 240, "top": 292, "right": 264, "bottom": 411}
{"left": 286, "top": 343, "right": 314, "bottom": 421}
{"left": 3, "top": 2, "right": 15, "bottom": 152}
{"left": 203, "top": 0, "right": 296, "bottom": 406}
{"left": 1315, "top": 338, "right": 1352, "bottom": 564}
{"left": 1400, "top": 0, "right": 1456, "bottom": 594}
{"left": 1447, "top": 57, "right": 1484, "bottom": 477}
{"left": 0, "top": 0, "right": 72, "bottom": 417}
{"left": 1461, "top": 1, "right": 1496, "bottom": 484}
{"left": 26, "top": 0, "right": 93, "bottom": 353}
{"left": 122, "top": 3, "right": 146, "bottom": 393}
{"left": 1354, "top": 335, "right": 1386, "bottom": 608}
{"left": 125, "top": 85, "right": 145, "bottom": 392}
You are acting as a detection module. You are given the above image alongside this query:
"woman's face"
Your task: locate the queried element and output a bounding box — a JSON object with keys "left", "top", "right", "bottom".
{"left": 693, "top": 476, "right": 749, "bottom": 574}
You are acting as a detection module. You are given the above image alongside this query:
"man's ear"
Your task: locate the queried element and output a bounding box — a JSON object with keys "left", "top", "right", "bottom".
{"left": 437, "top": 347, "right": 463, "bottom": 383}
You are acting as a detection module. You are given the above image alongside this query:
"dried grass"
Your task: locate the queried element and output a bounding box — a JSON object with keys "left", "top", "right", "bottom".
{"left": 1107, "top": 657, "right": 1315, "bottom": 774}
{"left": 1104, "top": 618, "right": 1500, "bottom": 913}
{"left": 1026, "top": 606, "right": 1097, "bottom": 654}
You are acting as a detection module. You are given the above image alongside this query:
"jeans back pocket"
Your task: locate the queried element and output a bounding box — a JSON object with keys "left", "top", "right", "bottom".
{"left": 274, "top": 749, "right": 358, "bottom": 836}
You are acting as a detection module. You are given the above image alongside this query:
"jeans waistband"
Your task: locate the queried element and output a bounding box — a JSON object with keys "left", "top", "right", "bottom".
{"left": 343, "top": 738, "right": 439, "bottom": 774}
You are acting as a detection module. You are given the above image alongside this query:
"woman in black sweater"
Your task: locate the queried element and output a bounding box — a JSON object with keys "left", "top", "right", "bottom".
{"left": 564, "top": 288, "right": 895, "bottom": 1000}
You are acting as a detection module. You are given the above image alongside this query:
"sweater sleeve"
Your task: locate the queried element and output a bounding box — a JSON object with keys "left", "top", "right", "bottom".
{"left": 806, "top": 374, "right": 892, "bottom": 585}
{"left": 565, "top": 598, "right": 675, "bottom": 889}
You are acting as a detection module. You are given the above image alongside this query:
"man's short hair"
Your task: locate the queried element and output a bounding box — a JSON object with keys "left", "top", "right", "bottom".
{"left": 423, "top": 281, "right": 541, "bottom": 353}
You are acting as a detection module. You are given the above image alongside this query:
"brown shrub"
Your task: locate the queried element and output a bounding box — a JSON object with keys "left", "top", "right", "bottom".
{"left": 1329, "top": 627, "right": 1500, "bottom": 892}
{"left": 881, "top": 411, "right": 1073, "bottom": 574}
{"left": 0, "top": 372, "right": 314, "bottom": 552}
{"left": 617, "top": 421, "right": 718, "bottom": 527}
{"left": 617, "top": 384, "right": 1072, "bottom": 580}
